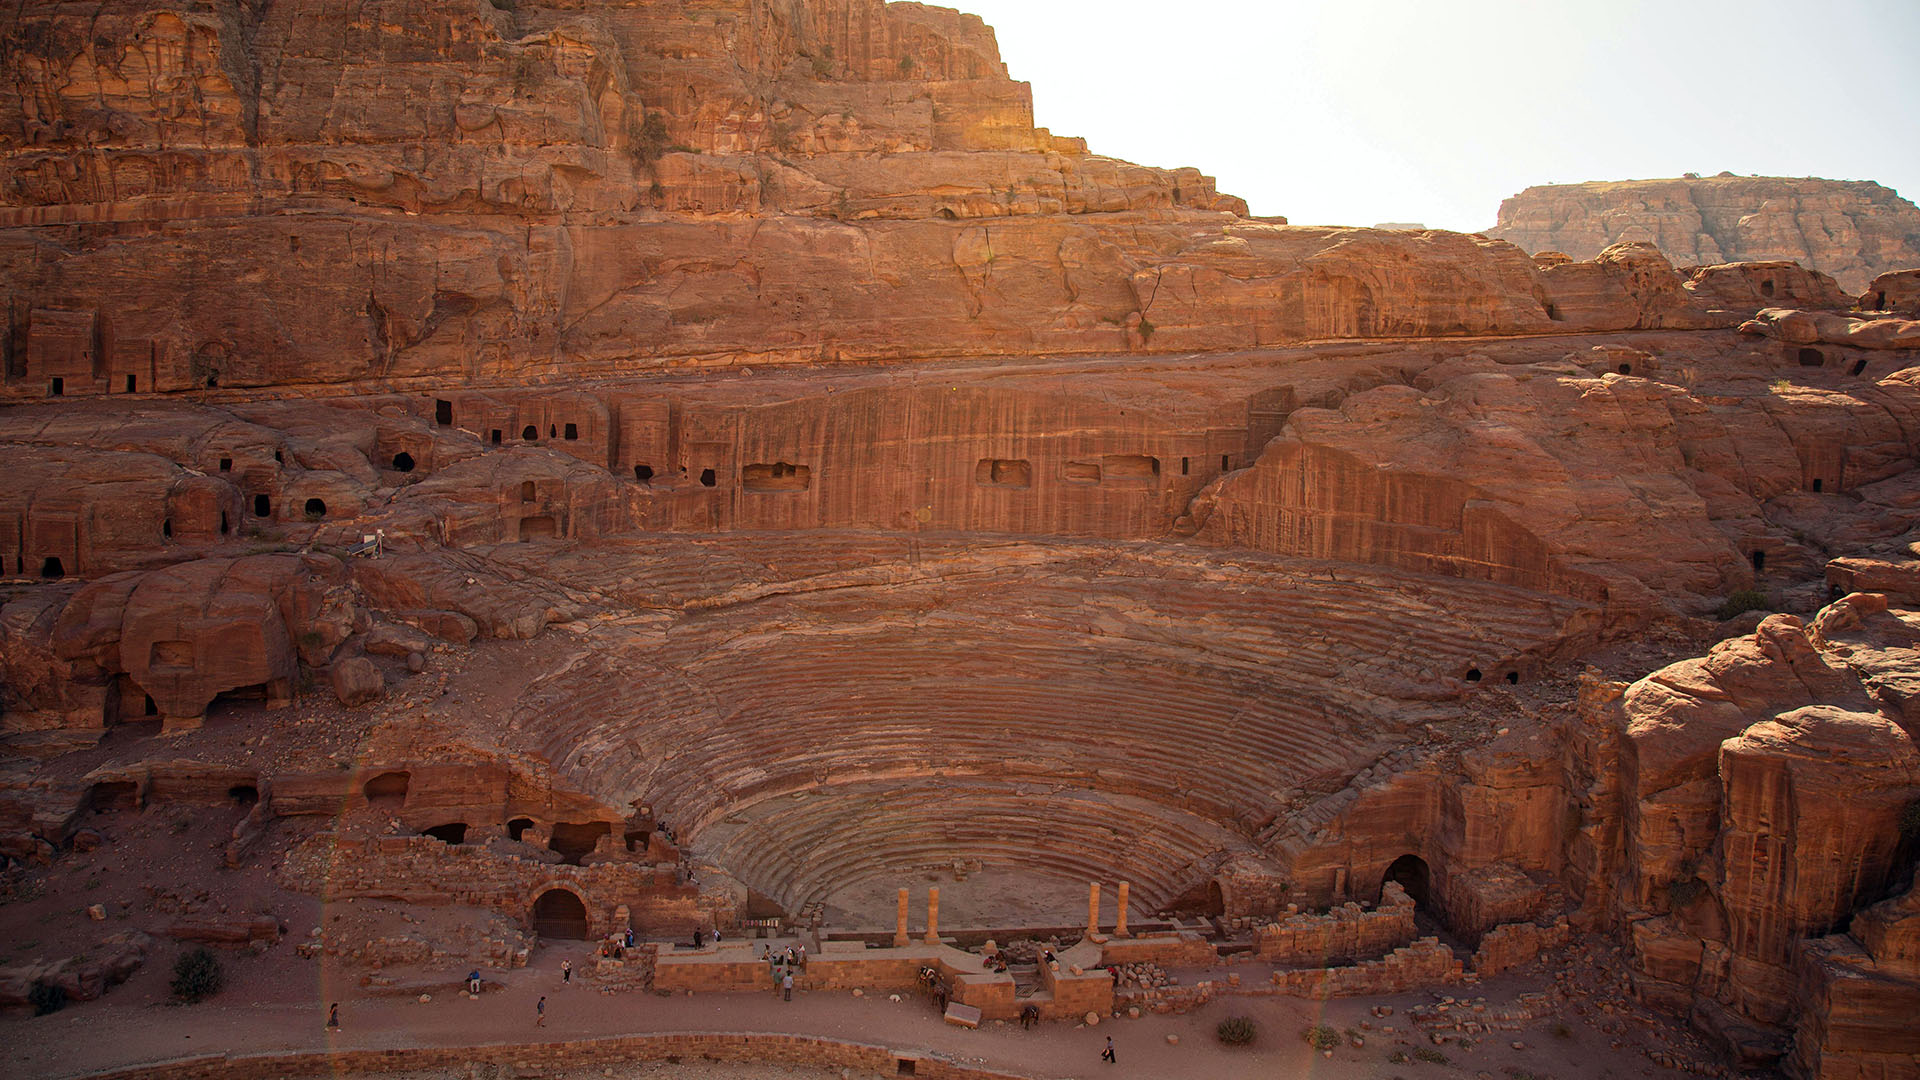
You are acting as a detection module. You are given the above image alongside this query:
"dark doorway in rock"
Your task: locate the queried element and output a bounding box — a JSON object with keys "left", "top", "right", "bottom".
{"left": 490, "top": 429, "right": 502, "bottom": 446}
{"left": 1618, "top": 363, "right": 1631, "bottom": 375}
{"left": 1798, "top": 347, "right": 1824, "bottom": 367}
{"left": 228, "top": 784, "right": 259, "bottom": 808}
{"left": 253, "top": 493, "right": 271, "bottom": 517}
{"left": 40, "top": 556, "right": 64, "bottom": 579}
{"left": 125, "top": 374, "right": 137, "bottom": 393}
{"left": 700, "top": 468, "right": 717, "bottom": 487}
{"left": 435, "top": 399, "right": 453, "bottom": 426}
{"left": 1384, "top": 853, "right": 1432, "bottom": 908}
{"left": 1751, "top": 550, "right": 1765, "bottom": 573}
{"left": 1505, "top": 671, "right": 1519, "bottom": 685}
{"left": 522, "top": 425, "right": 538, "bottom": 441}
{"left": 49, "top": 377, "right": 63, "bottom": 396}
{"left": 363, "top": 771, "right": 409, "bottom": 809}
{"left": 507, "top": 817, "right": 535, "bottom": 842}
{"left": 392, "top": 452, "right": 415, "bottom": 472}
{"left": 634, "top": 464, "right": 654, "bottom": 483}
{"left": 1760, "top": 279, "right": 1775, "bottom": 297}
{"left": 303, "top": 497, "right": 326, "bottom": 519}
{"left": 1464, "top": 668, "right": 1482, "bottom": 682}
{"left": 89, "top": 781, "right": 139, "bottom": 813}
{"left": 1853, "top": 359, "right": 1869, "bottom": 376}
{"left": 1812, "top": 478, "right": 1824, "bottom": 493}
{"left": 564, "top": 423, "right": 578, "bottom": 441}
{"left": 219, "top": 457, "right": 232, "bottom": 472}
{"left": 520, "top": 480, "right": 537, "bottom": 502}
{"left": 423, "top": 822, "right": 468, "bottom": 844}
{"left": 624, "top": 828, "right": 651, "bottom": 853}
{"left": 1202, "top": 880, "right": 1226, "bottom": 917}
{"left": 548, "top": 822, "right": 610, "bottom": 865}
{"left": 532, "top": 888, "right": 589, "bottom": 939}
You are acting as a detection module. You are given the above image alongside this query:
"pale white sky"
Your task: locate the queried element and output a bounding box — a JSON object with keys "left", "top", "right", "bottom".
{"left": 956, "top": 0, "right": 1920, "bottom": 230}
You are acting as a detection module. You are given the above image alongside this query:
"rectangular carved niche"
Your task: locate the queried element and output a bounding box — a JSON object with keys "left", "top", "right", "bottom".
{"left": 974, "top": 459, "right": 1032, "bottom": 488}
{"left": 741, "top": 462, "right": 811, "bottom": 493}
{"left": 1063, "top": 461, "right": 1102, "bottom": 484}
{"left": 149, "top": 640, "right": 193, "bottom": 672}
{"left": 1102, "top": 455, "right": 1161, "bottom": 482}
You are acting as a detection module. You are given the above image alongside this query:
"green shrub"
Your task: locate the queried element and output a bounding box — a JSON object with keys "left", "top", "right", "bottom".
{"left": 1715, "top": 589, "right": 1768, "bottom": 621}
{"left": 1136, "top": 315, "right": 1156, "bottom": 343}
{"left": 631, "top": 112, "right": 671, "bottom": 169}
{"left": 1303, "top": 1024, "right": 1340, "bottom": 1051}
{"left": 1216, "top": 1015, "right": 1257, "bottom": 1045}
{"left": 171, "top": 946, "right": 224, "bottom": 1002}
{"left": 29, "top": 981, "right": 66, "bottom": 1016}
{"left": 1413, "top": 1046, "right": 1449, "bottom": 1064}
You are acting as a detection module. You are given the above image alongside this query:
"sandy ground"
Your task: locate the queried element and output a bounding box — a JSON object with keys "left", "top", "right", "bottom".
{"left": 3, "top": 929, "right": 1719, "bottom": 1080}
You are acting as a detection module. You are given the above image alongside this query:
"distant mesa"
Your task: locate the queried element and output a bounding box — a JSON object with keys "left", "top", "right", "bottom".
{"left": 1488, "top": 175, "right": 1920, "bottom": 294}
{"left": 1372, "top": 222, "right": 1427, "bottom": 231}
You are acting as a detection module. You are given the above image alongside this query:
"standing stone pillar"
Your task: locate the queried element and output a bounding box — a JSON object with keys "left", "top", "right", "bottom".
{"left": 1086, "top": 881, "right": 1101, "bottom": 937}
{"left": 924, "top": 886, "right": 941, "bottom": 945}
{"left": 1115, "top": 881, "right": 1131, "bottom": 937}
{"left": 894, "top": 888, "right": 911, "bottom": 948}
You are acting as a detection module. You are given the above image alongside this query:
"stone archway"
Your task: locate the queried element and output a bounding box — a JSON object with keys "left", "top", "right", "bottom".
{"left": 530, "top": 883, "right": 592, "bottom": 940}
{"left": 1383, "top": 853, "right": 1432, "bottom": 909}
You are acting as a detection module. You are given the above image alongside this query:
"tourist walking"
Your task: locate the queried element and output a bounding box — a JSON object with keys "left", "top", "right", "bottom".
{"left": 782, "top": 970, "right": 794, "bottom": 1002}
{"left": 560, "top": 958, "right": 572, "bottom": 984}
{"left": 1101, "top": 1036, "right": 1116, "bottom": 1063}
{"left": 468, "top": 969, "right": 482, "bottom": 994}
{"left": 325, "top": 1002, "right": 340, "bottom": 1030}
{"left": 536, "top": 995, "right": 547, "bottom": 1027}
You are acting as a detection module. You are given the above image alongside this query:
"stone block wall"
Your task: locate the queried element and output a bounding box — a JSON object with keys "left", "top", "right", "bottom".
{"left": 1255, "top": 882, "right": 1416, "bottom": 965}
{"left": 1269, "top": 938, "right": 1464, "bottom": 998}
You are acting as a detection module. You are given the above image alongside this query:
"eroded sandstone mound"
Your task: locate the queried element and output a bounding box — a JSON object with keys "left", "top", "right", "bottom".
{"left": 1490, "top": 176, "right": 1920, "bottom": 295}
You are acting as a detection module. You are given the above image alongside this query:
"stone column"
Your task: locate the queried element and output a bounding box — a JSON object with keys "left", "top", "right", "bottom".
{"left": 1086, "top": 881, "right": 1101, "bottom": 937}
{"left": 894, "top": 888, "right": 911, "bottom": 948}
{"left": 1115, "top": 881, "right": 1131, "bottom": 937}
{"left": 924, "top": 887, "right": 941, "bottom": 945}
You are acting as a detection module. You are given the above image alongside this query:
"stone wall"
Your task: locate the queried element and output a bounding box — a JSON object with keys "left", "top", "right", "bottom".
{"left": 1269, "top": 938, "right": 1465, "bottom": 998}
{"left": 1254, "top": 882, "right": 1416, "bottom": 965}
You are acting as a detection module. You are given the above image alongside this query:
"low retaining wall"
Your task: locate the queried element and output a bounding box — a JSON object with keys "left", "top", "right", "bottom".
{"left": 72, "top": 1031, "right": 1037, "bottom": 1080}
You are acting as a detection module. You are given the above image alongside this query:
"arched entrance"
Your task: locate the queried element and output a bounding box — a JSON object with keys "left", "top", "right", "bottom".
{"left": 532, "top": 888, "right": 590, "bottom": 939}
{"left": 1383, "top": 853, "right": 1432, "bottom": 908}
{"left": 363, "top": 771, "right": 409, "bottom": 809}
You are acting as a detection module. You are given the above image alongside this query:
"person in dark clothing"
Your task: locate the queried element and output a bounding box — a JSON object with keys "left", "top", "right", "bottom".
{"left": 1021, "top": 1003, "right": 1039, "bottom": 1029}
{"left": 326, "top": 1002, "right": 340, "bottom": 1030}
{"left": 1101, "top": 1036, "right": 1116, "bottom": 1063}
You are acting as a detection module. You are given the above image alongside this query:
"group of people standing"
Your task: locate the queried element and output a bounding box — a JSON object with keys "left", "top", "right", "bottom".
{"left": 763, "top": 942, "right": 805, "bottom": 1001}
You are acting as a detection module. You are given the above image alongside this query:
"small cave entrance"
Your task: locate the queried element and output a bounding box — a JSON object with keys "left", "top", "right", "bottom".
{"left": 633, "top": 464, "right": 654, "bottom": 484}
{"left": 391, "top": 452, "right": 416, "bottom": 473}
{"left": 423, "top": 822, "right": 469, "bottom": 845}
{"left": 548, "top": 821, "right": 610, "bottom": 865}
{"left": 125, "top": 373, "right": 137, "bottom": 393}
{"left": 563, "top": 423, "right": 579, "bottom": 441}
{"left": 1751, "top": 550, "right": 1766, "bottom": 574}
{"left": 88, "top": 781, "right": 139, "bottom": 814}
{"left": 1798, "top": 347, "right": 1825, "bottom": 367}
{"left": 531, "top": 888, "right": 590, "bottom": 940}
{"left": 1852, "top": 359, "right": 1869, "bottom": 376}
{"left": 40, "top": 556, "right": 65, "bottom": 579}
{"left": 1384, "top": 853, "right": 1432, "bottom": 909}
{"left": 974, "top": 458, "right": 1032, "bottom": 488}
{"left": 1505, "top": 671, "right": 1519, "bottom": 685}
{"left": 520, "top": 480, "right": 537, "bottom": 502}
{"left": 252, "top": 494, "right": 271, "bottom": 517}
{"left": 1464, "top": 668, "right": 1482, "bottom": 683}
{"left": 49, "top": 376, "right": 63, "bottom": 396}
{"left": 699, "top": 468, "right": 717, "bottom": 487}
{"left": 1760, "top": 278, "right": 1776, "bottom": 297}
{"left": 518, "top": 515, "right": 557, "bottom": 541}
{"left": 522, "top": 425, "right": 539, "bottom": 441}
{"left": 434, "top": 399, "right": 453, "bottom": 426}
{"left": 507, "top": 817, "right": 535, "bottom": 842}
{"left": 1201, "top": 880, "right": 1227, "bottom": 917}
{"left": 1618, "top": 363, "right": 1632, "bottom": 375}
{"left": 1812, "top": 478, "right": 1824, "bottom": 493}
{"left": 623, "top": 828, "right": 651, "bottom": 853}
{"left": 741, "top": 462, "right": 811, "bottom": 493}
{"left": 303, "top": 497, "right": 327, "bottom": 519}
{"left": 363, "top": 771, "right": 410, "bottom": 809}
{"left": 227, "top": 784, "right": 259, "bottom": 808}
{"left": 490, "top": 429, "right": 503, "bottom": 446}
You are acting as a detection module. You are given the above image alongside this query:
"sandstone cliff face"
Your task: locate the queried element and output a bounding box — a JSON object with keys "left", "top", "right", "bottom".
{"left": 1490, "top": 176, "right": 1920, "bottom": 295}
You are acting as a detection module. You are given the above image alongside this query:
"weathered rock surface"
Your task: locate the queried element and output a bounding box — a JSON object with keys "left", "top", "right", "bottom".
{"left": 1490, "top": 175, "right": 1920, "bottom": 294}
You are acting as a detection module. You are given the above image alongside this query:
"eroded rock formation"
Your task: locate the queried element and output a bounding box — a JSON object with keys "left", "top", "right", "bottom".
{"left": 1490, "top": 175, "right": 1920, "bottom": 295}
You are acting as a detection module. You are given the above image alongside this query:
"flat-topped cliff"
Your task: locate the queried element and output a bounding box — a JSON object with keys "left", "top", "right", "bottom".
{"left": 1489, "top": 175, "right": 1920, "bottom": 294}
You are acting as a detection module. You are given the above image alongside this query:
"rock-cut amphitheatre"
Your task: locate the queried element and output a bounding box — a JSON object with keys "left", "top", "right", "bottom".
{"left": 2, "top": 3, "right": 1920, "bottom": 1079}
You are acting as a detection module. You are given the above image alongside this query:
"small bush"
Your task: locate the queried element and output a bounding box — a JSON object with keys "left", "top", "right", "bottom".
{"left": 1413, "top": 1046, "right": 1449, "bottom": 1064}
{"left": 1216, "top": 1015, "right": 1257, "bottom": 1045}
{"left": 1136, "top": 315, "right": 1156, "bottom": 343}
{"left": 171, "top": 946, "right": 224, "bottom": 1002}
{"left": 1303, "top": 1024, "right": 1340, "bottom": 1051}
{"left": 1715, "top": 588, "right": 1769, "bottom": 621}
{"left": 1389, "top": 1049, "right": 1410, "bottom": 1063}
{"left": 29, "top": 981, "right": 66, "bottom": 1016}
{"left": 631, "top": 112, "right": 671, "bottom": 170}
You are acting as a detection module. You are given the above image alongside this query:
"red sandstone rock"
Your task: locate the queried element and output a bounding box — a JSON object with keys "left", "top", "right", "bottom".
{"left": 1491, "top": 176, "right": 1920, "bottom": 294}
